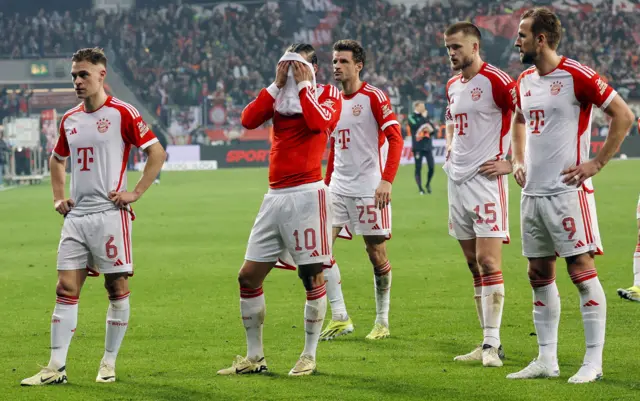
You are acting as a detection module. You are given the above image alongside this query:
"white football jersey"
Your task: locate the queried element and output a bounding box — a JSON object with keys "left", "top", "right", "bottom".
{"left": 53, "top": 96, "right": 158, "bottom": 217}
{"left": 329, "top": 83, "right": 400, "bottom": 197}
{"left": 516, "top": 57, "right": 617, "bottom": 196}
{"left": 445, "top": 63, "right": 517, "bottom": 184}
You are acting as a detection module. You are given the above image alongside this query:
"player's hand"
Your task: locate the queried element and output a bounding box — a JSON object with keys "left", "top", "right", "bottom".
{"left": 54, "top": 199, "right": 75, "bottom": 216}
{"left": 561, "top": 160, "right": 602, "bottom": 188}
{"left": 109, "top": 191, "right": 140, "bottom": 208}
{"left": 375, "top": 180, "right": 392, "bottom": 210}
{"left": 513, "top": 162, "right": 526, "bottom": 187}
{"left": 275, "top": 61, "right": 290, "bottom": 89}
{"left": 478, "top": 160, "right": 512, "bottom": 178}
{"left": 293, "top": 61, "right": 313, "bottom": 85}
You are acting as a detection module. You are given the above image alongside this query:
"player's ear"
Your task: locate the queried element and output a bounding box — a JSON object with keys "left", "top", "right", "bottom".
{"left": 313, "top": 64, "right": 318, "bottom": 74}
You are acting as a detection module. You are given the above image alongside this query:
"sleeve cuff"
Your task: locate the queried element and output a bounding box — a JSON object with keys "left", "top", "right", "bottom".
{"left": 600, "top": 90, "right": 617, "bottom": 111}
{"left": 266, "top": 83, "right": 280, "bottom": 99}
{"left": 52, "top": 151, "right": 68, "bottom": 160}
{"left": 140, "top": 137, "right": 159, "bottom": 150}
{"left": 297, "top": 81, "right": 313, "bottom": 93}
{"left": 381, "top": 120, "right": 400, "bottom": 131}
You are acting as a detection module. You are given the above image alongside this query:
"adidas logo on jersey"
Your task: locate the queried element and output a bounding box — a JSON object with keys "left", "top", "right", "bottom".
{"left": 575, "top": 240, "right": 585, "bottom": 248}
{"left": 491, "top": 225, "right": 500, "bottom": 232}
{"left": 583, "top": 300, "right": 600, "bottom": 307}
{"left": 533, "top": 301, "right": 546, "bottom": 307}
{"left": 524, "top": 90, "right": 532, "bottom": 97}
{"left": 113, "top": 259, "right": 124, "bottom": 267}
{"left": 372, "top": 224, "right": 381, "bottom": 230}
{"left": 309, "top": 250, "right": 320, "bottom": 258}
{"left": 70, "top": 127, "right": 78, "bottom": 135}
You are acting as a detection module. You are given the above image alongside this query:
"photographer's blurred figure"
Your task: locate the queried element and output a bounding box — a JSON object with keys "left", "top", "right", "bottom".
{"left": 408, "top": 101, "right": 435, "bottom": 194}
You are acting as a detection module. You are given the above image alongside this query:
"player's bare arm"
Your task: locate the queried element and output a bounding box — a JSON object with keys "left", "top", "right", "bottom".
{"left": 50, "top": 155, "right": 75, "bottom": 215}
{"left": 562, "top": 94, "right": 635, "bottom": 187}
{"left": 109, "top": 142, "right": 166, "bottom": 207}
{"left": 511, "top": 111, "right": 527, "bottom": 187}
{"left": 445, "top": 123, "right": 454, "bottom": 160}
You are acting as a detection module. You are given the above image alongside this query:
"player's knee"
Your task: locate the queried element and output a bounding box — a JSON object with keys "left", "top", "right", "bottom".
{"left": 55, "top": 279, "right": 79, "bottom": 298}
{"left": 476, "top": 254, "right": 499, "bottom": 274}
{"left": 298, "top": 264, "right": 324, "bottom": 291}
{"left": 365, "top": 239, "right": 386, "bottom": 266}
{"left": 466, "top": 261, "right": 480, "bottom": 276}
{"left": 527, "top": 261, "right": 554, "bottom": 282}
{"left": 238, "top": 269, "right": 259, "bottom": 289}
{"left": 104, "top": 274, "right": 129, "bottom": 298}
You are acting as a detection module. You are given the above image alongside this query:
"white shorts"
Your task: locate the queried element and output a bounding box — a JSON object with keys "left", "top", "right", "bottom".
{"left": 448, "top": 174, "right": 509, "bottom": 242}
{"left": 636, "top": 194, "right": 640, "bottom": 219}
{"left": 332, "top": 193, "right": 391, "bottom": 237}
{"left": 245, "top": 181, "right": 332, "bottom": 266}
{"left": 57, "top": 209, "right": 133, "bottom": 276}
{"left": 521, "top": 190, "right": 603, "bottom": 258}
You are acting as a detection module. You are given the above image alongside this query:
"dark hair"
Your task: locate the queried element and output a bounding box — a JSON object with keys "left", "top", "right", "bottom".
{"left": 286, "top": 43, "right": 317, "bottom": 65}
{"left": 521, "top": 7, "right": 562, "bottom": 50}
{"left": 444, "top": 22, "right": 482, "bottom": 41}
{"left": 72, "top": 47, "right": 108, "bottom": 67}
{"left": 332, "top": 39, "right": 366, "bottom": 68}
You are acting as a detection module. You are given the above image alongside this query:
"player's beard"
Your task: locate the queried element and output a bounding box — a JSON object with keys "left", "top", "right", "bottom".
{"left": 520, "top": 48, "right": 536, "bottom": 64}
{"left": 453, "top": 55, "right": 474, "bottom": 71}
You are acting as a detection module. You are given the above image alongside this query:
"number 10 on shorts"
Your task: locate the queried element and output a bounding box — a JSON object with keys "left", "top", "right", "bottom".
{"left": 294, "top": 229, "right": 317, "bottom": 251}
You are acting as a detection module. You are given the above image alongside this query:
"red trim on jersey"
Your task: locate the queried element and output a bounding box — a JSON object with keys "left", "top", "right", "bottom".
{"left": 461, "top": 63, "right": 487, "bottom": 83}
{"left": 116, "top": 144, "right": 131, "bottom": 192}
{"left": 578, "top": 191, "right": 594, "bottom": 245}
{"left": 318, "top": 189, "right": 329, "bottom": 255}
{"left": 80, "top": 96, "right": 112, "bottom": 114}
{"left": 275, "top": 258, "right": 297, "bottom": 271}
{"left": 575, "top": 104, "right": 592, "bottom": 166}
{"left": 342, "top": 81, "right": 368, "bottom": 100}
{"left": 538, "top": 57, "right": 565, "bottom": 77}
{"left": 498, "top": 175, "right": 506, "bottom": 232}
{"left": 446, "top": 74, "right": 462, "bottom": 104}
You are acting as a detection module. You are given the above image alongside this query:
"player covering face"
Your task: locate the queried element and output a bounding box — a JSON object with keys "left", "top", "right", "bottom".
{"left": 443, "top": 22, "right": 517, "bottom": 368}
{"left": 217, "top": 43, "right": 342, "bottom": 376}
{"left": 319, "top": 39, "right": 403, "bottom": 342}
{"left": 508, "top": 8, "right": 635, "bottom": 383}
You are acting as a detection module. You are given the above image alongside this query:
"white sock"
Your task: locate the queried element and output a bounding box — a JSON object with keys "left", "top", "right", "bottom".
{"left": 473, "top": 275, "right": 483, "bottom": 335}
{"left": 240, "top": 287, "right": 266, "bottom": 361}
{"left": 323, "top": 259, "right": 348, "bottom": 321}
{"left": 302, "top": 283, "right": 327, "bottom": 359}
{"left": 530, "top": 278, "right": 560, "bottom": 366}
{"left": 571, "top": 270, "right": 606, "bottom": 368}
{"left": 634, "top": 245, "right": 640, "bottom": 287}
{"left": 48, "top": 296, "right": 79, "bottom": 370}
{"left": 374, "top": 261, "right": 392, "bottom": 327}
{"left": 481, "top": 272, "right": 504, "bottom": 349}
{"left": 103, "top": 292, "right": 131, "bottom": 367}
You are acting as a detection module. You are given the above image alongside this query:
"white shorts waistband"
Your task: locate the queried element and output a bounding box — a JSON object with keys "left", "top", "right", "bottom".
{"left": 268, "top": 180, "right": 326, "bottom": 195}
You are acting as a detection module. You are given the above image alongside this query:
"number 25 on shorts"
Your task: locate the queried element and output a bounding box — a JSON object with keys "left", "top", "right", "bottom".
{"left": 356, "top": 205, "right": 377, "bottom": 224}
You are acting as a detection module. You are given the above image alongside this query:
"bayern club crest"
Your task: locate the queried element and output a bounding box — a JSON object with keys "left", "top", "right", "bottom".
{"left": 550, "top": 81, "right": 563, "bottom": 96}
{"left": 352, "top": 104, "right": 363, "bottom": 116}
{"left": 96, "top": 118, "right": 111, "bottom": 133}
{"left": 471, "top": 87, "right": 483, "bottom": 101}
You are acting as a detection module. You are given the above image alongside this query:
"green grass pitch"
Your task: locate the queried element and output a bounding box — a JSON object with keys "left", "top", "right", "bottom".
{"left": 1, "top": 162, "right": 639, "bottom": 400}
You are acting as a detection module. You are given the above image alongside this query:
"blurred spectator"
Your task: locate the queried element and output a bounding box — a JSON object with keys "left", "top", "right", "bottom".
{"left": 0, "top": 1, "right": 638, "bottom": 133}
{"left": 0, "top": 131, "right": 8, "bottom": 186}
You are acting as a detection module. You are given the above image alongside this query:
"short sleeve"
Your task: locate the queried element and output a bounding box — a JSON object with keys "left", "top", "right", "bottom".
{"left": 496, "top": 81, "right": 518, "bottom": 113}
{"left": 445, "top": 105, "right": 454, "bottom": 126}
{"left": 53, "top": 120, "right": 70, "bottom": 159}
{"left": 515, "top": 76, "right": 524, "bottom": 114}
{"left": 368, "top": 86, "right": 399, "bottom": 131}
{"left": 121, "top": 107, "right": 158, "bottom": 149}
{"left": 572, "top": 67, "right": 617, "bottom": 110}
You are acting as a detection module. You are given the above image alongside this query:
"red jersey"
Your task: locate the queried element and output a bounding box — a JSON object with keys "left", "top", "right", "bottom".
{"left": 241, "top": 82, "right": 342, "bottom": 189}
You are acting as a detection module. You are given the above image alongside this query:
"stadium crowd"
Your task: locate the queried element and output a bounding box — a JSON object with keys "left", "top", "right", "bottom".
{"left": 0, "top": 1, "right": 638, "bottom": 124}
